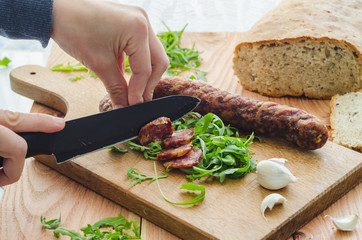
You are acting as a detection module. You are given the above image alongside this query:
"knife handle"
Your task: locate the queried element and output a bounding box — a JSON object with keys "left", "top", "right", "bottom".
{"left": 0, "top": 132, "right": 54, "bottom": 168}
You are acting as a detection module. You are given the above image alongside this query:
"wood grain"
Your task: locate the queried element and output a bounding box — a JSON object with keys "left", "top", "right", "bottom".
{"left": 0, "top": 158, "right": 138, "bottom": 240}
{"left": 2, "top": 32, "right": 361, "bottom": 240}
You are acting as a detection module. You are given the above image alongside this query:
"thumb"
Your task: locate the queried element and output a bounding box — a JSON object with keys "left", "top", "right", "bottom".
{"left": 0, "top": 110, "right": 65, "bottom": 133}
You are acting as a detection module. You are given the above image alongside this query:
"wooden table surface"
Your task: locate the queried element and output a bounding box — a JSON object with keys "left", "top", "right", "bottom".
{"left": 0, "top": 101, "right": 361, "bottom": 240}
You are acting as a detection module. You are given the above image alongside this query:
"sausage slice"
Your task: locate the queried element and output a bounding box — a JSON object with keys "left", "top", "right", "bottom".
{"left": 163, "top": 147, "right": 203, "bottom": 169}
{"left": 157, "top": 142, "right": 193, "bottom": 160}
{"left": 138, "top": 117, "right": 173, "bottom": 146}
{"left": 163, "top": 129, "right": 194, "bottom": 148}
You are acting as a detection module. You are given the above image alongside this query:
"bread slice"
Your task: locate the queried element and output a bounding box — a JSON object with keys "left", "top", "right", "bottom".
{"left": 330, "top": 92, "right": 362, "bottom": 151}
{"left": 233, "top": 0, "right": 362, "bottom": 99}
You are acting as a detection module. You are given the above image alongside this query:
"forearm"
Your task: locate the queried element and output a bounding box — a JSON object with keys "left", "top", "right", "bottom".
{"left": 0, "top": 0, "right": 53, "bottom": 47}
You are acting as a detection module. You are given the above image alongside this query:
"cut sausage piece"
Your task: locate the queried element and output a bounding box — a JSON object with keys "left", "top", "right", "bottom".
{"left": 163, "top": 129, "right": 194, "bottom": 148}
{"left": 163, "top": 147, "right": 203, "bottom": 169}
{"left": 154, "top": 77, "right": 329, "bottom": 150}
{"left": 157, "top": 142, "right": 193, "bottom": 160}
{"left": 138, "top": 117, "right": 173, "bottom": 146}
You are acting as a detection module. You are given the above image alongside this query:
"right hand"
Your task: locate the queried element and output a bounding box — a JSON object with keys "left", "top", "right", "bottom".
{"left": 0, "top": 110, "right": 65, "bottom": 186}
{"left": 51, "top": 0, "right": 169, "bottom": 108}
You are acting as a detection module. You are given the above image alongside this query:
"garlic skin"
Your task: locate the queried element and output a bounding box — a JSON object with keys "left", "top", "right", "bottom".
{"left": 256, "top": 159, "right": 297, "bottom": 190}
{"left": 325, "top": 214, "right": 359, "bottom": 231}
{"left": 267, "top": 158, "right": 287, "bottom": 165}
{"left": 261, "top": 193, "right": 286, "bottom": 220}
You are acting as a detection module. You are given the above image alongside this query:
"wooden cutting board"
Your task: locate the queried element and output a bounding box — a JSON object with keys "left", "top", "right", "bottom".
{"left": 10, "top": 33, "right": 362, "bottom": 240}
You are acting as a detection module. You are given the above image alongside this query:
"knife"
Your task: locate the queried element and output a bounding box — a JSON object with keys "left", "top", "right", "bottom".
{"left": 0, "top": 95, "right": 200, "bottom": 167}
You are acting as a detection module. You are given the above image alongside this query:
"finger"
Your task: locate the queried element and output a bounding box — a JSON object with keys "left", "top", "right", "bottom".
{"left": 0, "top": 125, "right": 27, "bottom": 186}
{"left": 0, "top": 110, "right": 65, "bottom": 133}
{"left": 90, "top": 55, "right": 129, "bottom": 108}
{"left": 125, "top": 18, "right": 152, "bottom": 106}
{"left": 142, "top": 26, "right": 169, "bottom": 102}
{"left": 119, "top": 51, "right": 125, "bottom": 74}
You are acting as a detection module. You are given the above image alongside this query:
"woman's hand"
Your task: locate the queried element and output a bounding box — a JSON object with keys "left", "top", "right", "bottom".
{"left": 0, "top": 110, "right": 65, "bottom": 186}
{"left": 51, "top": 0, "right": 169, "bottom": 108}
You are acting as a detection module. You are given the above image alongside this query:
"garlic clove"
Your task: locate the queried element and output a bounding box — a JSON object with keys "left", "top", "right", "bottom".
{"left": 325, "top": 214, "right": 359, "bottom": 231}
{"left": 261, "top": 193, "right": 286, "bottom": 220}
{"left": 256, "top": 160, "right": 297, "bottom": 190}
{"left": 267, "top": 158, "right": 287, "bottom": 165}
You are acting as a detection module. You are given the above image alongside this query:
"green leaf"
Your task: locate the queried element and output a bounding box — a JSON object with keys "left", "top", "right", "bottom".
{"left": 126, "top": 141, "right": 162, "bottom": 160}
{"left": 50, "top": 62, "right": 98, "bottom": 81}
{"left": 50, "top": 62, "right": 88, "bottom": 72}
{"left": 40, "top": 216, "right": 61, "bottom": 229}
{"left": 127, "top": 167, "right": 167, "bottom": 185}
{"left": 157, "top": 22, "right": 207, "bottom": 81}
{"left": 173, "top": 112, "right": 257, "bottom": 183}
{"left": 109, "top": 146, "right": 128, "bottom": 153}
{"left": 0, "top": 57, "right": 11, "bottom": 67}
{"left": 43, "top": 213, "right": 141, "bottom": 239}
{"left": 154, "top": 162, "right": 205, "bottom": 205}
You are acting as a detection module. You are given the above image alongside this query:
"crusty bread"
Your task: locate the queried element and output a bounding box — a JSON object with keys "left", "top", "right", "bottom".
{"left": 330, "top": 92, "right": 362, "bottom": 151}
{"left": 233, "top": 0, "right": 362, "bottom": 99}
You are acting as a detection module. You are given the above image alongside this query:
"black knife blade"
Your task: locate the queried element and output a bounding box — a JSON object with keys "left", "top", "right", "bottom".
{"left": 0, "top": 95, "right": 200, "bottom": 167}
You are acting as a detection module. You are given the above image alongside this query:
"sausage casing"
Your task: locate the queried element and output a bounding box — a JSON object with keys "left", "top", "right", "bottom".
{"left": 153, "top": 77, "right": 329, "bottom": 150}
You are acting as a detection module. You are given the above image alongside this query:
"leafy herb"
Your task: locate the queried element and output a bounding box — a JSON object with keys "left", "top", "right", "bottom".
{"left": 41, "top": 214, "right": 141, "bottom": 239}
{"left": 174, "top": 112, "right": 257, "bottom": 183}
{"left": 40, "top": 216, "right": 61, "bottom": 229}
{"left": 127, "top": 167, "right": 167, "bottom": 185}
{"left": 126, "top": 141, "right": 162, "bottom": 160}
{"left": 50, "top": 62, "right": 98, "bottom": 81}
{"left": 109, "top": 146, "right": 128, "bottom": 153}
{"left": 154, "top": 162, "right": 205, "bottom": 205}
{"left": 0, "top": 57, "right": 11, "bottom": 67}
{"left": 158, "top": 23, "right": 207, "bottom": 81}
{"left": 124, "top": 23, "right": 207, "bottom": 81}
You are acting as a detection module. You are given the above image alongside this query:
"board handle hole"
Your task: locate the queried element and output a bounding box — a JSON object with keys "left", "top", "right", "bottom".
{"left": 30, "top": 72, "right": 36, "bottom": 75}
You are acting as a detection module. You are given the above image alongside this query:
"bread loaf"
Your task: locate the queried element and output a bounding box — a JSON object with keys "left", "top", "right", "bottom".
{"left": 233, "top": 0, "right": 362, "bottom": 99}
{"left": 330, "top": 92, "right": 362, "bottom": 151}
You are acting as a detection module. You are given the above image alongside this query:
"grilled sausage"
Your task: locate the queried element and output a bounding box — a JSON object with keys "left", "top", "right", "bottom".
{"left": 163, "top": 129, "right": 195, "bottom": 148}
{"left": 153, "top": 77, "right": 329, "bottom": 150}
{"left": 138, "top": 117, "right": 173, "bottom": 146}
{"left": 157, "top": 142, "right": 193, "bottom": 160}
{"left": 163, "top": 147, "right": 203, "bottom": 169}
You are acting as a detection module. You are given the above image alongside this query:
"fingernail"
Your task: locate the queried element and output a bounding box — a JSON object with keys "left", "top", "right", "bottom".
{"left": 54, "top": 117, "right": 65, "bottom": 127}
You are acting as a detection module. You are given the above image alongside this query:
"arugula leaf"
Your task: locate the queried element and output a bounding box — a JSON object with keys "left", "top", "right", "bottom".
{"left": 50, "top": 62, "right": 98, "bottom": 81}
{"left": 0, "top": 57, "right": 11, "bottom": 67}
{"left": 42, "top": 214, "right": 141, "bottom": 239}
{"left": 40, "top": 216, "right": 61, "bottom": 229}
{"left": 154, "top": 162, "right": 205, "bottom": 205}
{"left": 109, "top": 146, "right": 128, "bottom": 153}
{"left": 127, "top": 167, "right": 167, "bottom": 185}
{"left": 126, "top": 141, "right": 162, "bottom": 160}
{"left": 53, "top": 227, "right": 86, "bottom": 239}
{"left": 125, "top": 23, "right": 207, "bottom": 81}
{"left": 158, "top": 22, "right": 207, "bottom": 81}
{"left": 174, "top": 112, "right": 257, "bottom": 183}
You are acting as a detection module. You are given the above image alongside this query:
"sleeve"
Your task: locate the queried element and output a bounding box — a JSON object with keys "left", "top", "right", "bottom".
{"left": 0, "top": 0, "right": 54, "bottom": 47}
